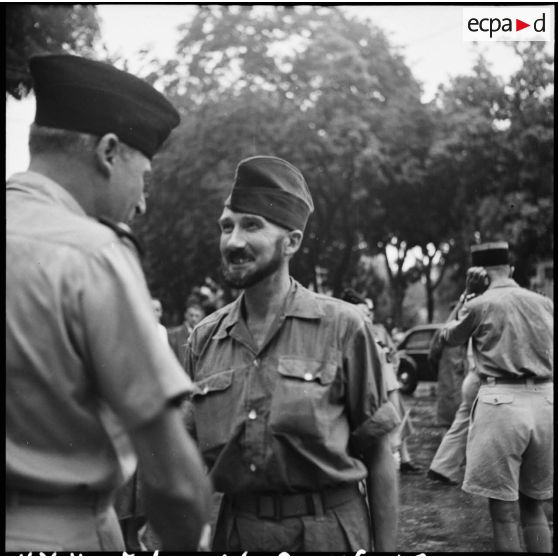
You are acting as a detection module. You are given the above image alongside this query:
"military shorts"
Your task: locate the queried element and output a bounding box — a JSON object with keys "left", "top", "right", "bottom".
{"left": 463, "top": 381, "right": 553, "bottom": 501}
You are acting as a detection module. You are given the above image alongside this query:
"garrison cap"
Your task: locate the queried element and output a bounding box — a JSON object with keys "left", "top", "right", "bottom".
{"left": 29, "top": 53, "right": 180, "bottom": 159}
{"left": 471, "top": 241, "right": 509, "bottom": 267}
{"left": 225, "top": 156, "right": 314, "bottom": 231}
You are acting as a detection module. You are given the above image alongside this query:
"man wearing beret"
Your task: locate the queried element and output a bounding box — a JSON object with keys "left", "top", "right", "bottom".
{"left": 184, "top": 155, "right": 399, "bottom": 552}
{"left": 441, "top": 242, "right": 553, "bottom": 553}
{"left": 6, "top": 54, "right": 211, "bottom": 552}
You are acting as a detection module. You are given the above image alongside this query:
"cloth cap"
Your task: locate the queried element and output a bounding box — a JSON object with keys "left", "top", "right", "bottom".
{"left": 471, "top": 241, "right": 509, "bottom": 267}
{"left": 29, "top": 54, "right": 180, "bottom": 159}
{"left": 225, "top": 156, "right": 314, "bottom": 231}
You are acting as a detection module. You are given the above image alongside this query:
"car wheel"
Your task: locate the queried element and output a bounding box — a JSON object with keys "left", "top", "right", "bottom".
{"left": 397, "top": 360, "right": 418, "bottom": 395}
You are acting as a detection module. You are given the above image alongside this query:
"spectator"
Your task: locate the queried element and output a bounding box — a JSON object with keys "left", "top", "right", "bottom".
{"left": 428, "top": 303, "right": 468, "bottom": 426}
{"left": 168, "top": 301, "right": 206, "bottom": 367}
{"left": 152, "top": 297, "right": 169, "bottom": 343}
{"left": 342, "top": 289, "right": 421, "bottom": 475}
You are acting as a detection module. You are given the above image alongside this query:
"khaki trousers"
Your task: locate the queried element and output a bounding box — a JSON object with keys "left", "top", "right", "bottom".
{"left": 5, "top": 493, "right": 124, "bottom": 552}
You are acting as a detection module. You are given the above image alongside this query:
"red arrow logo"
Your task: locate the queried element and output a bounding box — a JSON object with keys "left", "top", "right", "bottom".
{"left": 516, "top": 19, "right": 530, "bottom": 31}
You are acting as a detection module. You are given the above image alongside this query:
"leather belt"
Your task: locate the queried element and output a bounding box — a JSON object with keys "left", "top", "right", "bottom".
{"left": 6, "top": 488, "right": 110, "bottom": 509}
{"left": 480, "top": 376, "right": 552, "bottom": 385}
{"left": 230, "top": 483, "right": 361, "bottom": 520}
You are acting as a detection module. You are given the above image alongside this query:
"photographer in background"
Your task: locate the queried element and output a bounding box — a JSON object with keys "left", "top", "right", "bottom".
{"left": 440, "top": 242, "right": 553, "bottom": 553}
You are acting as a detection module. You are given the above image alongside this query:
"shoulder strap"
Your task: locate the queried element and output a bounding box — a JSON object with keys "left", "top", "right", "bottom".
{"left": 98, "top": 217, "right": 144, "bottom": 257}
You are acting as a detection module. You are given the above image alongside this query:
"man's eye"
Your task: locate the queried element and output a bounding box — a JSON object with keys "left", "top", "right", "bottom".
{"left": 220, "top": 223, "right": 233, "bottom": 233}
{"left": 245, "top": 221, "right": 261, "bottom": 231}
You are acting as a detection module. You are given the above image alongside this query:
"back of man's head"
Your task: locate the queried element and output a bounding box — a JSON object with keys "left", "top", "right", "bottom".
{"left": 29, "top": 54, "right": 180, "bottom": 159}
{"left": 471, "top": 241, "right": 512, "bottom": 279}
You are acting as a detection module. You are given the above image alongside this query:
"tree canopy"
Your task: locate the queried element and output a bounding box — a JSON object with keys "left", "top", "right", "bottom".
{"left": 8, "top": 5, "right": 552, "bottom": 325}
{"left": 5, "top": 4, "right": 101, "bottom": 98}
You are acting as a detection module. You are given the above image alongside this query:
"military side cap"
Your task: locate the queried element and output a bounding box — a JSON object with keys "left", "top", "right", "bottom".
{"left": 29, "top": 54, "right": 180, "bottom": 158}
{"left": 471, "top": 241, "right": 509, "bottom": 266}
{"left": 226, "top": 156, "right": 314, "bottom": 231}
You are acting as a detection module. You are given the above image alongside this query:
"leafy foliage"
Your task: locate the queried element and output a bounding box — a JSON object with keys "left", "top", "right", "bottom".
{"left": 10, "top": 5, "right": 551, "bottom": 325}
{"left": 5, "top": 4, "right": 101, "bottom": 98}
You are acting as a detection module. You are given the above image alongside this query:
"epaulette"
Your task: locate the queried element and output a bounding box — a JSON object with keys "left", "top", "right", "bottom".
{"left": 98, "top": 217, "right": 144, "bottom": 257}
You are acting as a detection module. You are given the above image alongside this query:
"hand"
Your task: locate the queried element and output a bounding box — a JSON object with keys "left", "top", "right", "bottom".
{"left": 465, "top": 266, "right": 490, "bottom": 296}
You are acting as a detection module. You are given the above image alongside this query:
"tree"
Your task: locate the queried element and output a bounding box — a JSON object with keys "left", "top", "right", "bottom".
{"left": 428, "top": 45, "right": 553, "bottom": 292}
{"left": 139, "top": 6, "right": 432, "bottom": 320}
{"left": 5, "top": 4, "right": 101, "bottom": 98}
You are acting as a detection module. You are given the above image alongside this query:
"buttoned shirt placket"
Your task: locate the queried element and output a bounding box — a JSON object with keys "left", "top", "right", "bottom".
{"left": 225, "top": 302, "right": 289, "bottom": 477}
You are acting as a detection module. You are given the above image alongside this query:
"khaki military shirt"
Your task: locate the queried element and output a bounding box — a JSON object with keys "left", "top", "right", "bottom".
{"left": 6, "top": 171, "right": 192, "bottom": 494}
{"left": 442, "top": 278, "right": 553, "bottom": 379}
{"left": 185, "top": 280, "right": 399, "bottom": 494}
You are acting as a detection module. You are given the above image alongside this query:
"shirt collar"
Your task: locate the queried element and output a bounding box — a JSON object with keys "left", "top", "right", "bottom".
{"left": 219, "top": 278, "right": 324, "bottom": 334}
{"left": 7, "top": 171, "right": 86, "bottom": 218}
{"left": 487, "top": 277, "right": 519, "bottom": 289}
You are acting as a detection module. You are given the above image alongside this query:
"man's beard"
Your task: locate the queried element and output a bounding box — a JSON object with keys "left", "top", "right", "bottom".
{"left": 221, "top": 242, "right": 283, "bottom": 289}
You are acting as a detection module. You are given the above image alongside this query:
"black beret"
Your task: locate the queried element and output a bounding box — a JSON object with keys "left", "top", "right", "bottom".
{"left": 226, "top": 156, "right": 314, "bottom": 231}
{"left": 29, "top": 54, "right": 180, "bottom": 159}
{"left": 471, "top": 241, "right": 509, "bottom": 267}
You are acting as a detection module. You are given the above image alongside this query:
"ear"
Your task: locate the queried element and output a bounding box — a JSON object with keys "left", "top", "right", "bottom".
{"left": 95, "top": 133, "right": 121, "bottom": 178}
{"left": 283, "top": 229, "right": 303, "bottom": 257}
{"left": 509, "top": 265, "right": 515, "bottom": 278}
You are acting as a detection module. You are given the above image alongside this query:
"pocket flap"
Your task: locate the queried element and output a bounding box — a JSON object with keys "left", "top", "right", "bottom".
{"left": 480, "top": 393, "right": 514, "bottom": 405}
{"left": 277, "top": 357, "right": 337, "bottom": 385}
{"left": 194, "top": 370, "right": 233, "bottom": 396}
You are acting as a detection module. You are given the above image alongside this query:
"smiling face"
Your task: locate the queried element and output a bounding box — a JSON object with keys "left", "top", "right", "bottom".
{"left": 218, "top": 207, "right": 288, "bottom": 289}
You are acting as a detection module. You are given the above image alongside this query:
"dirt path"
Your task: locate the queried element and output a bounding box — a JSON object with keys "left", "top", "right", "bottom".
{"left": 399, "top": 382, "right": 553, "bottom": 553}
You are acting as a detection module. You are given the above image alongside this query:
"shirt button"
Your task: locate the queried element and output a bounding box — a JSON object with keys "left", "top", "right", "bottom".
{"left": 304, "top": 373, "right": 313, "bottom": 381}
{"left": 248, "top": 409, "right": 257, "bottom": 420}
{"left": 253, "top": 359, "right": 259, "bottom": 367}
{"left": 250, "top": 464, "right": 257, "bottom": 472}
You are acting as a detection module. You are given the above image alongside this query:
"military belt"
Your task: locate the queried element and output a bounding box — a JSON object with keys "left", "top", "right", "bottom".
{"left": 230, "top": 483, "right": 361, "bottom": 520}
{"left": 480, "top": 376, "right": 552, "bottom": 385}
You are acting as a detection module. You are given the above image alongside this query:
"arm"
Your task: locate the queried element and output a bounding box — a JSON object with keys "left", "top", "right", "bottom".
{"left": 129, "top": 405, "right": 212, "bottom": 551}
{"left": 77, "top": 247, "right": 211, "bottom": 549}
{"left": 363, "top": 435, "right": 398, "bottom": 552}
{"left": 345, "top": 322, "right": 399, "bottom": 551}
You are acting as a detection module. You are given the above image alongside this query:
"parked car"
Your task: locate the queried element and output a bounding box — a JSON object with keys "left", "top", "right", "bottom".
{"left": 395, "top": 323, "right": 443, "bottom": 394}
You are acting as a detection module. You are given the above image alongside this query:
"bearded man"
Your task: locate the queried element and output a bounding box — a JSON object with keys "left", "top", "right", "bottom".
{"left": 183, "top": 155, "right": 399, "bottom": 553}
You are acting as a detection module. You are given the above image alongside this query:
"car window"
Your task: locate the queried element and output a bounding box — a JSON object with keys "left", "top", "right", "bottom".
{"left": 404, "top": 330, "right": 436, "bottom": 351}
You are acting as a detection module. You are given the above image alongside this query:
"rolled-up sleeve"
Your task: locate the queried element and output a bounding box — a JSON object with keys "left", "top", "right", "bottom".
{"left": 345, "top": 323, "right": 401, "bottom": 453}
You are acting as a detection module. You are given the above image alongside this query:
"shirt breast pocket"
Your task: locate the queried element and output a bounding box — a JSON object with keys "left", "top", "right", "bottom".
{"left": 269, "top": 357, "right": 338, "bottom": 439}
{"left": 193, "top": 370, "right": 235, "bottom": 453}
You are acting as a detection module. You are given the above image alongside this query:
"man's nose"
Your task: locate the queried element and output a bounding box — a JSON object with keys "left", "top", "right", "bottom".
{"left": 225, "top": 225, "right": 246, "bottom": 249}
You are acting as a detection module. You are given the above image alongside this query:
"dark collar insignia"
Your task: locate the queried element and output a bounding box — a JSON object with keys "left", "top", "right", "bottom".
{"left": 98, "top": 217, "right": 144, "bottom": 257}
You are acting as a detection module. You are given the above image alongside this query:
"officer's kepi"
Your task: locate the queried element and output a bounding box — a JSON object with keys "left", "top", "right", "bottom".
{"left": 225, "top": 156, "right": 314, "bottom": 231}
{"left": 29, "top": 53, "right": 180, "bottom": 158}
{"left": 471, "top": 241, "right": 509, "bottom": 267}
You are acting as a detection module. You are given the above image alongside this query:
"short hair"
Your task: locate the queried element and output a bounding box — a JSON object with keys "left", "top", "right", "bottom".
{"left": 28, "top": 123, "right": 137, "bottom": 160}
